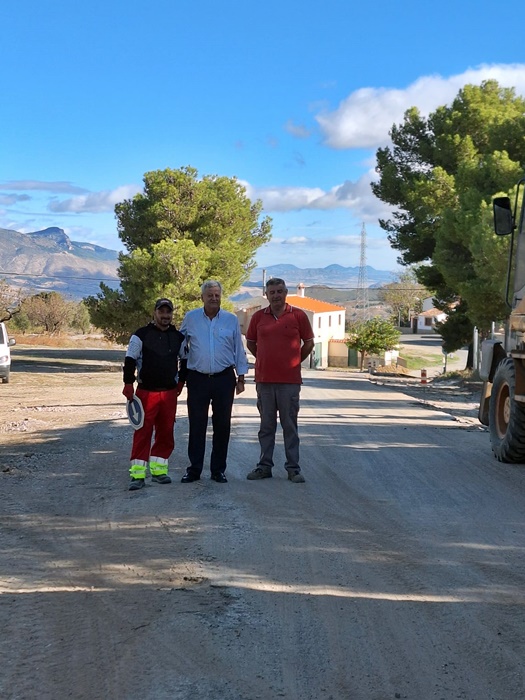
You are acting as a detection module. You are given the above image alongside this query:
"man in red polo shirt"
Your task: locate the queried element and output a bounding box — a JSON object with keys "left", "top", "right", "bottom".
{"left": 246, "top": 278, "right": 314, "bottom": 483}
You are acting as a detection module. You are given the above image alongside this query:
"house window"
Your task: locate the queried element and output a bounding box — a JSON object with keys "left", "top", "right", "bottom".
{"left": 424, "top": 318, "right": 433, "bottom": 327}
{"left": 318, "top": 317, "right": 321, "bottom": 329}
{"left": 328, "top": 315, "right": 332, "bottom": 327}
{"left": 338, "top": 314, "right": 341, "bottom": 325}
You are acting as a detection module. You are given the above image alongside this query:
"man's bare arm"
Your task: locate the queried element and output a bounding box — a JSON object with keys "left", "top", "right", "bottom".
{"left": 301, "top": 339, "right": 315, "bottom": 362}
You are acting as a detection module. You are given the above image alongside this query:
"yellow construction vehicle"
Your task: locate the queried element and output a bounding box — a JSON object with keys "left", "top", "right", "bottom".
{"left": 479, "top": 183, "right": 525, "bottom": 461}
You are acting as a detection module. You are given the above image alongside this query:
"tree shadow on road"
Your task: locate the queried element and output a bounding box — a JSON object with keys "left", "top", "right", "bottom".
{"left": 11, "top": 347, "right": 123, "bottom": 374}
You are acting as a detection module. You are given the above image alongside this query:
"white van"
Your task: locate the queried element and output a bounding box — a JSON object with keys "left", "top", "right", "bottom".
{"left": 0, "top": 322, "right": 16, "bottom": 383}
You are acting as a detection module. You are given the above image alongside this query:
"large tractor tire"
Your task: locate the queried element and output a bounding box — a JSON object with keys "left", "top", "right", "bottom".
{"left": 489, "top": 357, "right": 525, "bottom": 463}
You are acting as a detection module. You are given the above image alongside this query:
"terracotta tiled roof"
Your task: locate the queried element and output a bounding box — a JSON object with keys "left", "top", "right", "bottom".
{"left": 418, "top": 308, "right": 445, "bottom": 318}
{"left": 287, "top": 295, "right": 346, "bottom": 313}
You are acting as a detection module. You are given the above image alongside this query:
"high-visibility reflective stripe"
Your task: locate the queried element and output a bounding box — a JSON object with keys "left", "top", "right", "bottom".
{"left": 149, "top": 458, "right": 169, "bottom": 476}
{"left": 129, "top": 460, "right": 147, "bottom": 478}
{"left": 150, "top": 455, "right": 168, "bottom": 466}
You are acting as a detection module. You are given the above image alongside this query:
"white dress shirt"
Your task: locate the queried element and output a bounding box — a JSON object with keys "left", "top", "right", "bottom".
{"left": 180, "top": 308, "right": 248, "bottom": 376}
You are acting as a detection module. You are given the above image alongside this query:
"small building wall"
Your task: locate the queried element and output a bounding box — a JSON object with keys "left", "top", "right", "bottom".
{"left": 310, "top": 311, "right": 347, "bottom": 368}
{"left": 384, "top": 349, "right": 399, "bottom": 365}
{"left": 314, "top": 310, "right": 346, "bottom": 341}
{"left": 328, "top": 340, "right": 350, "bottom": 367}
{"left": 416, "top": 314, "right": 445, "bottom": 333}
{"left": 328, "top": 340, "right": 398, "bottom": 369}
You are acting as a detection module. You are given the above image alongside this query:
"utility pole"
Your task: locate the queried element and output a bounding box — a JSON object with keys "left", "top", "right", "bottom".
{"left": 356, "top": 223, "right": 370, "bottom": 321}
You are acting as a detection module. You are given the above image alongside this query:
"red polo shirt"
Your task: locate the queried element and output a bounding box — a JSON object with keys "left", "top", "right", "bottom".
{"left": 246, "top": 304, "right": 314, "bottom": 384}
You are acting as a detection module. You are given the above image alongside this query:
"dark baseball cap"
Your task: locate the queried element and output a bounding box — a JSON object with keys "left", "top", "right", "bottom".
{"left": 155, "top": 298, "right": 174, "bottom": 310}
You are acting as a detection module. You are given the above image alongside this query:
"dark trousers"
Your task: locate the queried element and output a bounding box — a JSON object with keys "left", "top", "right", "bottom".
{"left": 186, "top": 367, "right": 236, "bottom": 475}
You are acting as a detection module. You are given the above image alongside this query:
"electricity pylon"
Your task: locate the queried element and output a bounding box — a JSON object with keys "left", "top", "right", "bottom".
{"left": 356, "top": 223, "right": 370, "bottom": 320}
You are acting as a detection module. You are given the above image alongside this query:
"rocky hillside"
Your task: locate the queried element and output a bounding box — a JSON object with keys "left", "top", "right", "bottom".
{"left": 248, "top": 263, "right": 395, "bottom": 288}
{"left": 231, "top": 264, "right": 396, "bottom": 301}
{"left": 0, "top": 228, "right": 396, "bottom": 301}
{"left": 0, "top": 227, "right": 119, "bottom": 299}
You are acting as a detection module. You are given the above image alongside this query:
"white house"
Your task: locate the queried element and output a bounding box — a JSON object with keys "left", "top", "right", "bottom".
{"left": 414, "top": 297, "right": 447, "bottom": 333}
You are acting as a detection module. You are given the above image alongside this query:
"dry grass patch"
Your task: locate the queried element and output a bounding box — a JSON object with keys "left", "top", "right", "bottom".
{"left": 11, "top": 333, "right": 123, "bottom": 349}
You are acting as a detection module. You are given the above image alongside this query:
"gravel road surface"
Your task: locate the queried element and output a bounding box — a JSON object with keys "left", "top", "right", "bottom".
{"left": 1, "top": 347, "right": 524, "bottom": 700}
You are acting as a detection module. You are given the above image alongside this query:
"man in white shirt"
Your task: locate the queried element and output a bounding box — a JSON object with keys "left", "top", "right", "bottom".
{"left": 178, "top": 280, "right": 248, "bottom": 483}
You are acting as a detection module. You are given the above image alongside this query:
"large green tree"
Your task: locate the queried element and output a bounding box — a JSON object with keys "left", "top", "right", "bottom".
{"left": 372, "top": 80, "right": 525, "bottom": 348}
{"left": 86, "top": 167, "right": 272, "bottom": 342}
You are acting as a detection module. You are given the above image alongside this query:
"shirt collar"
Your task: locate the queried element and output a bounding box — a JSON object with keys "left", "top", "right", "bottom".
{"left": 202, "top": 307, "right": 221, "bottom": 320}
{"left": 264, "top": 303, "right": 291, "bottom": 315}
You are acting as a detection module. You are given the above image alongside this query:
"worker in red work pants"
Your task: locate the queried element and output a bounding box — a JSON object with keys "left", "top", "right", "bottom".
{"left": 129, "top": 387, "right": 178, "bottom": 483}
{"left": 123, "top": 298, "right": 185, "bottom": 491}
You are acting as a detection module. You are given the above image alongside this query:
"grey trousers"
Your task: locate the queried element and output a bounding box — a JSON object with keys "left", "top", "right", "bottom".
{"left": 256, "top": 383, "right": 301, "bottom": 471}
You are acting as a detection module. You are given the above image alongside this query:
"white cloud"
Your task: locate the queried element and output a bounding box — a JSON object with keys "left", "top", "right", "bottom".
{"left": 278, "top": 233, "right": 391, "bottom": 251}
{"left": 0, "top": 194, "right": 30, "bottom": 206}
{"left": 48, "top": 184, "right": 142, "bottom": 213}
{"left": 241, "top": 170, "right": 391, "bottom": 221}
{"left": 243, "top": 65, "right": 525, "bottom": 225}
{"left": 282, "top": 236, "right": 309, "bottom": 245}
{"left": 0, "top": 180, "right": 89, "bottom": 194}
{"left": 316, "top": 63, "right": 525, "bottom": 149}
{"left": 241, "top": 180, "right": 324, "bottom": 211}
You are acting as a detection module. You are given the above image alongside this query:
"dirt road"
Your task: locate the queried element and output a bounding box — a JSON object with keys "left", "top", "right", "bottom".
{"left": 1, "top": 347, "right": 524, "bottom": 700}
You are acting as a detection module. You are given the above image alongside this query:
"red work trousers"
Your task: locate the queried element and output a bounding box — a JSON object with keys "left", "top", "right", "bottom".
{"left": 130, "top": 387, "right": 178, "bottom": 465}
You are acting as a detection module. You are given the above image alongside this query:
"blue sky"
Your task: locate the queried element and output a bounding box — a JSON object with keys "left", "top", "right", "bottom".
{"left": 2, "top": 1, "right": 525, "bottom": 273}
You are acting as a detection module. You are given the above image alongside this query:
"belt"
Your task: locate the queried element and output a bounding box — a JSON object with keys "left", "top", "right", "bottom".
{"left": 137, "top": 384, "right": 175, "bottom": 392}
{"left": 191, "top": 366, "right": 233, "bottom": 378}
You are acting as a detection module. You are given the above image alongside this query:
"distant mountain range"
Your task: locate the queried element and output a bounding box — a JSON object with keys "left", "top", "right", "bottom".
{"left": 0, "top": 227, "right": 119, "bottom": 299}
{"left": 248, "top": 264, "right": 395, "bottom": 288}
{"left": 0, "top": 227, "right": 396, "bottom": 300}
